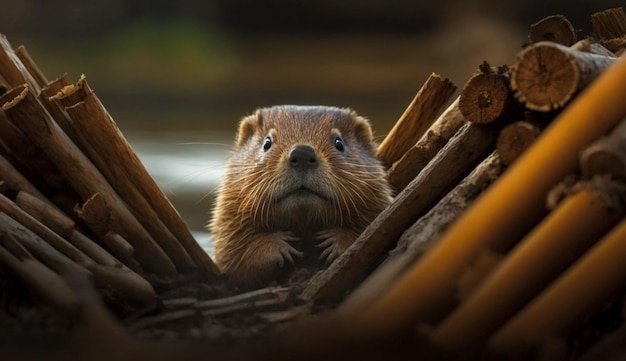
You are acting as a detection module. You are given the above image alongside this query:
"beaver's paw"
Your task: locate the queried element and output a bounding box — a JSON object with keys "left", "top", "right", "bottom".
{"left": 265, "top": 231, "right": 303, "bottom": 267}
{"left": 316, "top": 228, "right": 358, "bottom": 265}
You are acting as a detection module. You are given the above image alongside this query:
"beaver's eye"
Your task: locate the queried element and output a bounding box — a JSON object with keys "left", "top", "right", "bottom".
{"left": 262, "top": 136, "right": 272, "bottom": 151}
{"left": 334, "top": 137, "right": 344, "bottom": 152}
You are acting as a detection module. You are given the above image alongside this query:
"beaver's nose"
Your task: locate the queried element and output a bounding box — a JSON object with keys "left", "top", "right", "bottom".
{"left": 288, "top": 145, "right": 318, "bottom": 171}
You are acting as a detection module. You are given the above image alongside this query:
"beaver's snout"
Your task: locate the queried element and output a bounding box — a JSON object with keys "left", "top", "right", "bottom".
{"left": 288, "top": 144, "right": 318, "bottom": 172}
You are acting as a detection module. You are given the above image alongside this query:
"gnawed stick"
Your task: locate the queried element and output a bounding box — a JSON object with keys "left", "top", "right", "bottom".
{"left": 377, "top": 73, "right": 456, "bottom": 168}
{"left": 496, "top": 121, "right": 543, "bottom": 166}
{"left": 340, "top": 152, "right": 504, "bottom": 315}
{"left": 387, "top": 98, "right": 466, "bottom": 193}
{"left": 56, "top": 76, "right": 218, "bottom": 274}
{"left": 580, "top": 117, "right": 626, "bottom": 181}
{"left": 511, "top": 41, "right": 616, "bottom": 111}
{"left": 75, "top": 193, "right": 137, "bottom": 268}
{"left": 0, "top": 234, "right": 78, "bottom": 308}
{"left": 303, "top": 122, "right": 498, "bottom": 301}
{"left": 16, "top": 191, "right": 121, "bottom": 267}
{"left": 528, "top": 14, "right": 576, "bottom": 46}
{"left": 1, "top": 85, "right": 176, "bottom": 276}
{"left": 459, "top": 63, "right": 515, "bottom": 124}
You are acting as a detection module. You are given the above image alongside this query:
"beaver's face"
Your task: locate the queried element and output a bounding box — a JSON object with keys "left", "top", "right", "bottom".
{"left": 226, "top": 105, "right": 384, "bottom": 231}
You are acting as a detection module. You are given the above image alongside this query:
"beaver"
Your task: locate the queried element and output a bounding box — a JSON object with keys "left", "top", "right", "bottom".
{"left": 210, "top": 105, "right": 392, "bottom": 289}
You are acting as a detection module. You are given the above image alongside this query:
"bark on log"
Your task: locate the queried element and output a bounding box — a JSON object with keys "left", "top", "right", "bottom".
{"left": 53, "top": 76, "right": 218, "bottom": 274}
{"left": 341, "top": 152, "right": 505, "bottom": 315}
{"left": 580, "top": 118, "right": 626, "bottom": 181}
{"left": 528, "top": 15, "right": 576, "bottom": 46}
{"left": 386, "top": 98, "right": 466, "bottom": 193}
{"left": 496, "top": 121, "right": 543, "bottom": 166}
{"left": 511, "top": 41, "right": 616, "bottom": 111}
{"left": 459, "top": 63, "right": 514, "bottom": 124}
{"left": 571, "top": 38, "right": 616, "bottom": 57}
{"left": 376, "top": 73, "right": 456, "bottom": 168}
{"left": 303, "top": 122, "right": 498, "bottom": 301}
{"left": 1, "top": 84, "right": 176, "bottom": 276}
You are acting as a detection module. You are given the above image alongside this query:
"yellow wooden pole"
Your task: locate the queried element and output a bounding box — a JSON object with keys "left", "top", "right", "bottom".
{"left": 360, "top": 55, "right": 626, "bottom": 338}
{"left": 489, "top": 216, "right": 626, "bottom": 350}
{"left": 431, "top": 187, "right": 620, "bottom": 348}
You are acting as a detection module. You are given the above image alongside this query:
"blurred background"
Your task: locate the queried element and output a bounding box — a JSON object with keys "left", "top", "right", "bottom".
{"left": 1, "top": 0, "right": 623, "bottom": 254}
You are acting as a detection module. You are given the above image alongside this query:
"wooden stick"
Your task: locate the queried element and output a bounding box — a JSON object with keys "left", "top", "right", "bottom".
{"left": 397, "top": 152, "right": 505, "bottom": 257}
{"left": 57, "top": 77, "right": 218, "bottom": 274}
{"left": 0, "top": 153, "right": 50, "bottom": 205}
{"left": 0, "top": 235, "right": 78, "bottom": 308}
{"left": 14, "top": 45, "right": 48, "bottom": 88}
{"left": 74, "top": 193, "right": 137, "bottom": 268}
{"left": 359, "top": 53, "right": 626, "bottom": 341}
{"left": 528, "top": 15, "right": 576, "bottom": 46}
{"left": 0, "top": 35, "right": 42, "bottom": 93}
{"left": 591, "top": 7, "right": 626, "bottom": 41}
{"left": 1, "top": 84, "right": 176, "bottom": 276}
{"left": 386, "top": 131, "right": 446, "bottom": 193}
{"left": 580, "top": 118, "right": 626, "bottom": 181}
{"left": 341, "top": 152, "right": 504, "bottom": 315}
{"left": 459, "top": 63, "right": 514, "bottom": 124}
{"left": 432, "top": 180, "right": 624, "bottom": 349}
{"left": 377, "top": 73, "right": 457, "bottom": 168}
{"left": 302, "top": 121, "right": 498, "bottom": 301}
{"left": 511, "top": 41, "right": 616, "bottom": 111}
{"left": 496, "top": 121, "right": 543, "bottom": 166}
{"left": 0, "top": 212, "right": 88, "bottom": 276}
{"left": 0, "top": 192, "right": 96, "bottom": 269}
{"left": 489, "top": 203, "right": 626, "bottom": 351}
{"left": 16, "top": 191, "right": 121, "bottom": 267}
{"left": 386, "top": 98, "right": 466, "bottom": 193}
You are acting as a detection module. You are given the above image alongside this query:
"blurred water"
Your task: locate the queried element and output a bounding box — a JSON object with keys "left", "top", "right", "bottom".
{"left": 125, "top": 131, "right": 230, "bottom": 257}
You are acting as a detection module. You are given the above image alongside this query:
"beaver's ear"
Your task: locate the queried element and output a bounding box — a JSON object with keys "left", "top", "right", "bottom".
{"left": 236, "top": 109, "right": 264, "bottom": 147}
{"left": 350, "top": 112, "right": 374, "bottom": 145}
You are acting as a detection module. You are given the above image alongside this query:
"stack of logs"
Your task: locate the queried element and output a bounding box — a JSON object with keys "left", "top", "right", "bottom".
{"left": 2, "top": 6, "right": 626, "bottom": 361}
{"left": 0, "top": 36, "right": 221, "bottom": 313}
{"left": 302, "top": 6, "right": 626, "bottom": 359}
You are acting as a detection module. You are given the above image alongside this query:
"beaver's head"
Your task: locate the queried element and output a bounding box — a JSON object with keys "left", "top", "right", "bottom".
{"left": 218, "top": 105, "right": 390, "bottom": 234}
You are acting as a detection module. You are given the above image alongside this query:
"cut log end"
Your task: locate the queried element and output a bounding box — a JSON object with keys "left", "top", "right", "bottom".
{"left": 511, "top": 43, "right": 579, "bottom": 111}
{"left": 459, "top": 71, "right": 510, "bottom": 124}
{"left": 496, "top": 121, "right": 542, "bottom": 166}
{"left": 529, "top": 15, "right": 577, "bottom": 46}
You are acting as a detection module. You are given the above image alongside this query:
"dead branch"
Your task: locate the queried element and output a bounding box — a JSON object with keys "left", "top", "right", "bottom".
{"left": 376, "top": 73, "right": 456, "bottom": 168}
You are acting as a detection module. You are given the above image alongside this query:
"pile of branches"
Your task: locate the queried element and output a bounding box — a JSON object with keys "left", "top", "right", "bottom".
{"left": 2, "top": 6, "right": 626, "bottom": 361}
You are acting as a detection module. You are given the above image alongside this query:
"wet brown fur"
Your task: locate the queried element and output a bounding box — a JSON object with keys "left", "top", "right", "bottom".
{"left": 210, "top": 106, "right": 392, "bottom": 289}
